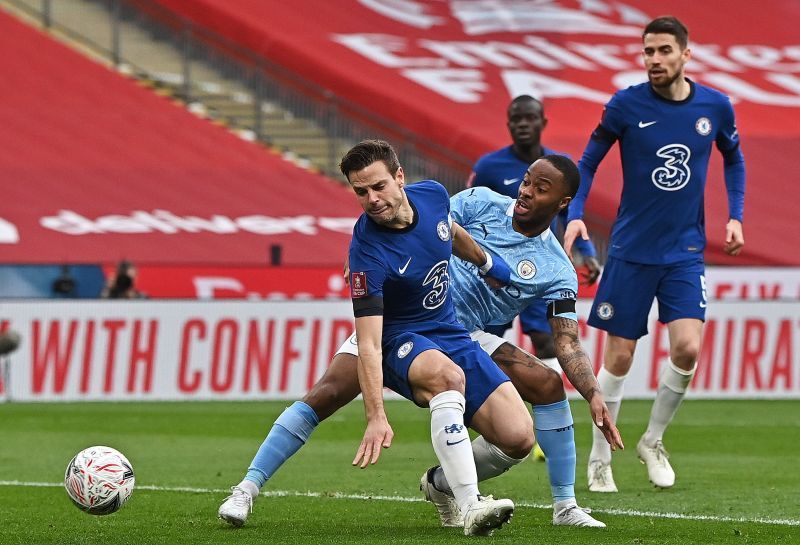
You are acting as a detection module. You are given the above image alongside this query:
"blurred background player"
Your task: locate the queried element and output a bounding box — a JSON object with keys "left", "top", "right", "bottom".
{"left": 218, "top": 155, "right": 622, "bottom": 530}
{"left": 468, "top": 95, "right": 601, "bottom": 459}
{"left": 221, "top": 139, "right": 531, "bottom": 536}
{"left": 564, "top": 16, "right": 746, "bottom": 492}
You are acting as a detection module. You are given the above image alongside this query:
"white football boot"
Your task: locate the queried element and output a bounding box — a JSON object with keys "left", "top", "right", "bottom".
{"left": 637, "top": 437, "right": 675, "bottom": 488}
{"left": 419, "top": 467, "right": 463, "bottom": 527}
{"left": 587, "top": 460, "right": 618, "bottom": 493}
{"left": 462, "top": 495, "right": 515, "bottom": 536}
{"left": 553, "top": 501, "right": 606, "bottom": 527}
{"left": 218, "top": 486, "right": 253, "bottom": 527}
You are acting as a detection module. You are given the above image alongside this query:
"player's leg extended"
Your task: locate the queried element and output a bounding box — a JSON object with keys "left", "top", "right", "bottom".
{"left": 520, "top": 303, "right": 557, "bottom": 461}
{"left": 218, "top": 349, "right": 360, "bottom": 526}
{"left": 489, "top": 339, "right": 605, "bottom": 527}
{"left": 587, "top": 257, "right": 654, "bottom": 492}
{"left": 588, "top": 335, "right": 636, "bottom": 493}
{"left": 638, "top": 259, "right": 705, "bottom": 488}
{"left": 637, "top": 320, "right": 700, "bottom": 488}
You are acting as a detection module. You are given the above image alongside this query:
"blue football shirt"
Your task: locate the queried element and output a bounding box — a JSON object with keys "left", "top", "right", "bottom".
{"left": 570, "top": 80, "right": 745, "bottom": 264}
{"left": 348, "top": 181, "right": 460, "bottom": 338}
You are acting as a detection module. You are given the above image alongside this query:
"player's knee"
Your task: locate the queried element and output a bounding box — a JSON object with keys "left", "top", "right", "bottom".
{"left": 302, "top": 375, "right": 358, "bottom": 421}
{"left": 670, "top": 337, "right": 700, "bottom": 367}
{"left": 605, "top": 346, "right": 635, "bottom": 374}
{"left": 497, "top": 423, "right": 534, "bottom": 460}
{"left": 433, "top": 364, "right": 466, "bottom": 394}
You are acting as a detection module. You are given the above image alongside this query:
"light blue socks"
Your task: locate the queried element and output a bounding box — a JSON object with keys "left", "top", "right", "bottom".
{"left": 244, "top": 401, "right": 320, "bottom": 488}
{"left": 533, "top": 399, "right": 576, "bottom": 502}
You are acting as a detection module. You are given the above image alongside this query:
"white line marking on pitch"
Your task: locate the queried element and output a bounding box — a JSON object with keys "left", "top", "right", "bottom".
{"left": 2, "top": 480, "right": 798, "bottom": 527}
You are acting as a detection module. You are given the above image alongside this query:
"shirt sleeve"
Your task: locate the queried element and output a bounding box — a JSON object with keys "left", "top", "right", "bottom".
{"left": 715, "top": 98, "right": 746, "bottom": 222}
{"left": 542, "top": 269, "right": 579, "bottom": 323}
{"left": 449, "top": 187, "right": 495, "bottom": 229}
{"left": 569, "top": 97, "right": 623, "bottom": 222}
{"left": 348, "top": 237, "right": 386, "bottom": 317}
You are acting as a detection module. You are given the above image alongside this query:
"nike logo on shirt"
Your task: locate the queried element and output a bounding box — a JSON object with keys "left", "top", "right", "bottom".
{"left": 638, "top": 120, "right": 657, "bottom": 128}
{"left": 503, "top": 178, "right": 519, "bottom": 185}
{"left": 446, "top": 438, "right": 467, "bottom": 446}
{"left": 398, "top": 257, "right": 412, "bottom": 274}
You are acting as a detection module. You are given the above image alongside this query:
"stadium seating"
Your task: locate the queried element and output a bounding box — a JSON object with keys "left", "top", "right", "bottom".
{"left": 0, "top": 10, "right": 361, "bottom": 269}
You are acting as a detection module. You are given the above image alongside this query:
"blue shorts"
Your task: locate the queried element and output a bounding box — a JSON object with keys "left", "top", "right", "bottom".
{"left": 519, "top": 300, "right": 550, "bottom": 334}
{"left": 588, "top": 256, "right": 706, "bottom": 340}
{"left": 482, "top": 300, "right": 550, "bottom": 337}
{"left": 382, "top": 325, "right": 510, "bottom": 424}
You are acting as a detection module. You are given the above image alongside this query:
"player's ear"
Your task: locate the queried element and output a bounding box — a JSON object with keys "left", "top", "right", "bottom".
{"left": 559, "top": 196, "right": 572, "bottom": 210}
{"left": 396, "top": 166, "right": 405, "bottom": 187}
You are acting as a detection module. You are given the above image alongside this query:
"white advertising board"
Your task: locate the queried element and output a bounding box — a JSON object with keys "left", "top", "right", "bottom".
{"left": 1, "top": 299, "right": 798, "bottom": 401}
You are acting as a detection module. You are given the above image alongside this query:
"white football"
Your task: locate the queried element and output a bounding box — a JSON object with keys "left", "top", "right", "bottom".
{"left": 64, "top": 445, "right": 135, "bottom": 515}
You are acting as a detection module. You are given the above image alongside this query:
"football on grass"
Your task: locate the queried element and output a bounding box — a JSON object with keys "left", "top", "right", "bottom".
{"left": 64, "top": 445, "right": 135, "bottom": 515}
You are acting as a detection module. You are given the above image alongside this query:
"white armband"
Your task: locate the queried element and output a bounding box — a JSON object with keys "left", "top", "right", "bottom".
{"left": 478, "top": 252, "right": 492, "bottom": 275}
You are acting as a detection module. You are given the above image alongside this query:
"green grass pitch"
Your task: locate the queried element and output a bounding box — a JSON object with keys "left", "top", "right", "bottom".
{"left": 1, "top": 399, "right": 798, "bottom": 544}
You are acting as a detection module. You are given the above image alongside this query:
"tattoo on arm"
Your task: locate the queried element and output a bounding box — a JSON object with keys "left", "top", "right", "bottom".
{"left": 551, "top": 317, "right": 600, "bottom": 401}
{"left": 490, "top": 342, "right": 550, "bottom": 370}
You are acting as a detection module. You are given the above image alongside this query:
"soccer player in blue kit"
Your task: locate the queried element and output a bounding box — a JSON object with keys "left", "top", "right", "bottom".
{"left": 221, "top": 140, "right": 533, "bottom": 537}
{"left": 469, "top": 95, "right": 601, "bottom": 372}
{"left": 563, "top": 16, "right": 746, "bottom": 493}
{"left": 218, "top": 150, "right": 623, "bottom": 530}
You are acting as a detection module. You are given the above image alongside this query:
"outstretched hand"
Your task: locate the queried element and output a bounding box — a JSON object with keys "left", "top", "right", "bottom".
{"left": 352, "top": 417, "right": 394, "bottom": 468}
{"left": 563, "top": 220, "right": 589, "bottom": 263}
{"left": 589, "top": 395, "right": 624, "bottom": 451}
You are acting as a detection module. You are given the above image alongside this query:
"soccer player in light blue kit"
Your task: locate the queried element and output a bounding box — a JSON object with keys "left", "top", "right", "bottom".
{"left": 221, "top": 140, "right": 533, "bottom": 536}
{"left": 469, "top": 95, "right": 601, "bottom": 373}
{"left": 564, "top": 16, "right": 746, "bottom": 493}
{"left": 218, "top": 153, "right": 623, "bottom": 529}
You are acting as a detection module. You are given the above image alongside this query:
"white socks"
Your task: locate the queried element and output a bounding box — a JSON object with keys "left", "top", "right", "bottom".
{"left": 589, "top": 366, "right": 626, "bottom": 464}
{"left": 236, "top": 479, "right": 259, "bottom": 498}
{"left": 429, "top": 390, "right": 479, "bottom": 511}
{"left": 471, "top": 435, "right": 526, "bottom": 481}
{"left": 643, "top": 361, "right": 695, "bottom": 446}
{"left": 433, "top": 435, "right": 525, "bottom": 496}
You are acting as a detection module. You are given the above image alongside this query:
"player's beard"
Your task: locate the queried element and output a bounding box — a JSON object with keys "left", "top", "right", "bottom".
{"left": 648, "top": 68, "right": 682, "bottom": 89}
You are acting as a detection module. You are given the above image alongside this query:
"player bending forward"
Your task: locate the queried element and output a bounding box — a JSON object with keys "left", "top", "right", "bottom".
{"left": 219, "top": 154, "right": 622, "bottom": 530}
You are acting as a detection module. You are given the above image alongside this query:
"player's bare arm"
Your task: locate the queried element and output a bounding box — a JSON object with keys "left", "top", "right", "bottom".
{"left": 451, "top": 221, "right": 487, "bottom": 267}
{"left": 551, "top": 316, "right": 624, "bottom": 451}
{"left": 352, "top": 315, "right": 394, "bottom": 468}
{"left": 451, "top": 221, "right": 510, "bottom": 288}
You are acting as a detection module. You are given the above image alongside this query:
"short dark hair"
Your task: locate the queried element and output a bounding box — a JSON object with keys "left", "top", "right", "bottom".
{"left": 541, "top": 154, "right": 580, "bottom": 198}
{"left": 507, "top": 95, "right": 544, "bottom": 117}
{"left": 643, "top": 16, "right": 689, "bottom": 50}
{"left": 339, "top": 139, "right": 401, "bottom": 181}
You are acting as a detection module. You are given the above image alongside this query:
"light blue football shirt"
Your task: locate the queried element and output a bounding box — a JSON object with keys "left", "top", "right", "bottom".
{"left": 449, "top": 187, "right": 578, "bottom": 332}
